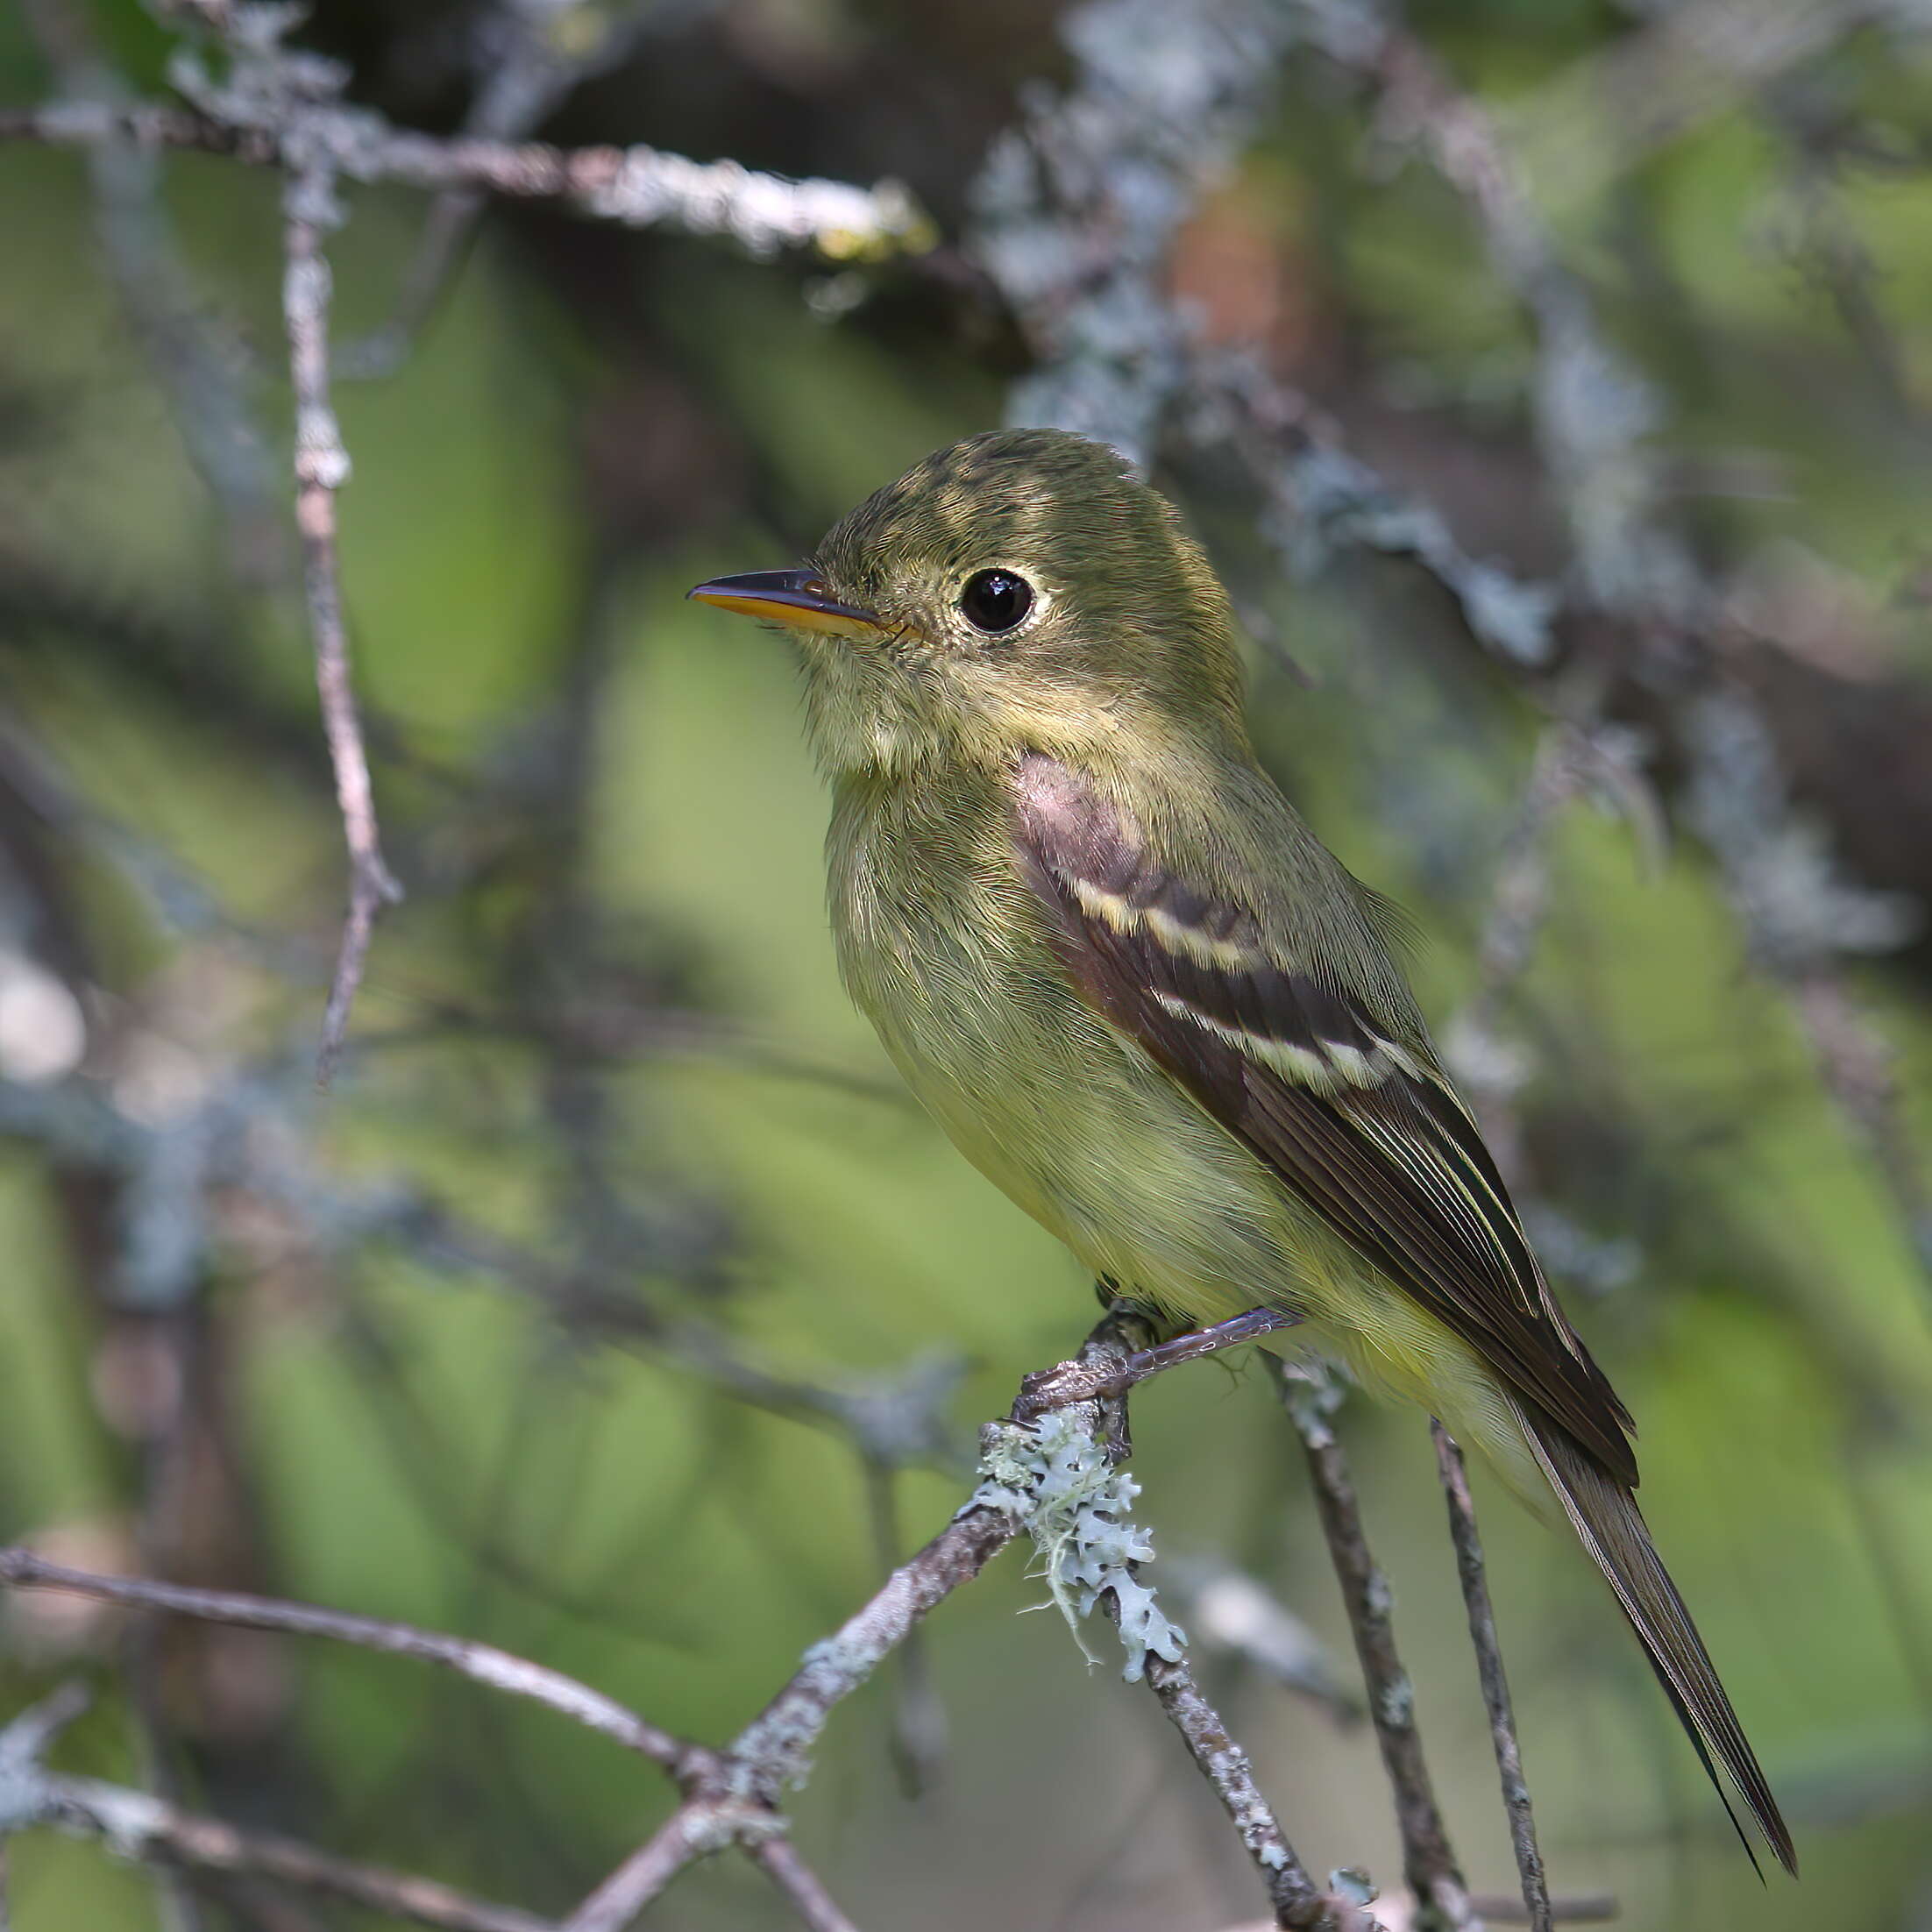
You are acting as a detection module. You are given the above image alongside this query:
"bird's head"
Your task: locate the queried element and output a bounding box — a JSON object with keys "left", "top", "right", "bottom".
{"left": 688, "top": 429, "right": 1250, "bottom": 781}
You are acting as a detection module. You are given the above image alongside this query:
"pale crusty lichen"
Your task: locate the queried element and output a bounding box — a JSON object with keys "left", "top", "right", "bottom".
{"left": 970, "top": 1410, "right": 1185, "bottom": 1683}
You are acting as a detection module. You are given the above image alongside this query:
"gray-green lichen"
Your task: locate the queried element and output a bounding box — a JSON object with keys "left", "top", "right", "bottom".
{"left": 970, "top": 1411, "right": 1185, "bottom": 1682}
{"left": 1328, "top": 1866, "right": 1378, "bottom": 1908}
{"left": 1277, "top": 1357, "right": 1347, "bottom": 1443}
{"left": 727, "top": 1634, "right": 876, "bottom": 1796}
{"left": 1376, "top": 1670, "right": 1415, "bottom": 1731}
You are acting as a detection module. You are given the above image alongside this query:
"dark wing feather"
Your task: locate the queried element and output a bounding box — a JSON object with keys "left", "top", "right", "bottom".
{"left": 1013, "top": 755, "right": 1636, "bottom": 1484}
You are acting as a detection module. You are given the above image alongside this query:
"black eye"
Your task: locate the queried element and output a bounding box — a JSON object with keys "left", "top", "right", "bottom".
{"left": 959, "top": 569, "right": 1033, "bottom": 634}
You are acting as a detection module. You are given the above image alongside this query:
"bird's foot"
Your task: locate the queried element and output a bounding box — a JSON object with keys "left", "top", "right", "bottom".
{"left": 1012, "top": 1305, "right": 1299, "bottom": 1448}
{"left": 1117, "top": 1304, "right": 1301, "bottom": 1381}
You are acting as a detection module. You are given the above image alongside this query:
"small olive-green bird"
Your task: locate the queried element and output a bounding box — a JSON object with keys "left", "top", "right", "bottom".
{"left": 690, "top": 427, "right": 1793, "bottom": 1873}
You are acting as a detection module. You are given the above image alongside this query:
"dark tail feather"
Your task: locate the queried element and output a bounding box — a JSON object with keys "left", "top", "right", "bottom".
{"left": 1519, "top": 1405, "right": 1798, "bottom": 1877}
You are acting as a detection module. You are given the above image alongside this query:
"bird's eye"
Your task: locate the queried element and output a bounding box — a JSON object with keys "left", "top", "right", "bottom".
{"left": 958, "top": 569, "right": 1033, "bottom": 635}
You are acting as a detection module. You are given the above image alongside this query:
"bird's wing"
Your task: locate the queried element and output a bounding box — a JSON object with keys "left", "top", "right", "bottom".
{"left": 1013, "top": 754, "right": 1636, "bottom": 1483}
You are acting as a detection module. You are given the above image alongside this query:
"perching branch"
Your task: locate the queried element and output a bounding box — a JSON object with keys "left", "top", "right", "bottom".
{"left": 0, "top": 1313, "right": 1353, "bottom": 1932}
{"left": 565, "top": 1309, "right": 1337, "bottom": 1932}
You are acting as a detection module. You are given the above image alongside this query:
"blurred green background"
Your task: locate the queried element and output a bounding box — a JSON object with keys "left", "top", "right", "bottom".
{"left": 3, "top": 1, "right": 1932, "bottom": 1928}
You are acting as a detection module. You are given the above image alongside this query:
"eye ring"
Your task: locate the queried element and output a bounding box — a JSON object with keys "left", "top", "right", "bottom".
{"left": 958, "top": 569, "right": 1034, "bottom": 635}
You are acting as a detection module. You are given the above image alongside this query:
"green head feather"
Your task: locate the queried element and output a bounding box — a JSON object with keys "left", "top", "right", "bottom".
{"left": 799, "top": 429, "right": 1250, "bottom": 778}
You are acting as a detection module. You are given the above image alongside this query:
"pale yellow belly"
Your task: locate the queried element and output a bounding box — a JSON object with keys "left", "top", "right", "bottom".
{"left": 881, "top": 977, "right": 1287, "bottom": 1310}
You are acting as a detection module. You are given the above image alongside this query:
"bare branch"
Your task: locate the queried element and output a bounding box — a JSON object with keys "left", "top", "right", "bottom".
{"left": 561, "top": 1309, "right": 1336, "bottom": 1931}
{"left": 1135, "top": 1644, "right": 1336, "bottom": 1929}
{"left": 749, "top": 1838, "right": 864, "bottom": 1932}
{"left": 857, "top": 1453, "right": 950, "bottom": 1798}
{"left": 38, "top": 1774, "right": 558, "bottom": 1932}
{"left": 559, "top": 1802, "right": 772, "bottom": 1932}
{"left": 1276, "top": 1367, "right": 1481, "bottom": 1932}
{"left": 1432, "top": 1424, "right": 1552, "bottom": 1932}
{"left": 0, "top": 102, "right": 931, "bottom": 262}
{"left": 553, "top": 1420, "right": 1033, "bottom": 1929}
{"left": 0, "top": 1548, "right": 697, "bottom": 1772}
{"left": 721, "top": 1468, "right": 1031, "bottom": 1808}
{"left": 281, "top": 155, "right": 403, "bottom": 1081}
{"left": 0, "top": 1683, "right": 555, "bottom": 1932}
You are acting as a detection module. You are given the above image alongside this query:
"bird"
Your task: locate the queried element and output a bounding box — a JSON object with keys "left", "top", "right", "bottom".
{"left": 688, "top": 425, "right": 1794, "bottom": 1874}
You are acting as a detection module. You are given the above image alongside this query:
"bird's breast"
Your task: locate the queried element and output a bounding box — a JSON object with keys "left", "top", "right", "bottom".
{"left": 823, "top": 775, "right": 1318, "bottom": 1318}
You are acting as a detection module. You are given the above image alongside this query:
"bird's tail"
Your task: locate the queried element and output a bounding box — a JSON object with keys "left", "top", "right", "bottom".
{"left": 1517, "top": 1403, "right": 1797, "bottom": 1876}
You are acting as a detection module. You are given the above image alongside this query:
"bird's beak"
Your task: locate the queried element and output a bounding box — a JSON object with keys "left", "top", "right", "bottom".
{"left": 685, "top": 568, "right": 884, "bottom": 636}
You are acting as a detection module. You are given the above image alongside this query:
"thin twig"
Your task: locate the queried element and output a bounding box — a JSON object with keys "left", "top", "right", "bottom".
{"left": 1432, "top": 1423, "right": 1552, "bottom": 1932}
{"left": 553, "top": 1473, "right": 1024, "bottom": 1931}
{"left": 1276, "top": 1367, "right": 1481, "bottom": 1932}
{"left": 0, "top": 1547, "right": 697, "bottom": 1772}
{"left": 39, "top": 1775, "right": 557, "bottom": 1932}
{"left": 559, "top": 1803, "right": 769, "bottom": 1932}
{"left": 723, "top": 1481, "right": 1033, "bottom": 1808}
{"left": 282, "top": 158, "right": 402, "bottom": 1082}
{"left": 749, "top": 1838, "right": 864, "bottom": 1932}
{"left": 0, "top": 1683, "right": 553, "bottom": 1932}
{"left": 1136, "top": 1645, "right": 1335, "bottom": 1929}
